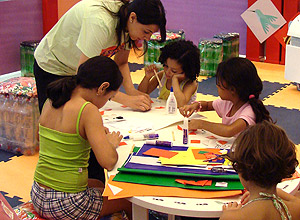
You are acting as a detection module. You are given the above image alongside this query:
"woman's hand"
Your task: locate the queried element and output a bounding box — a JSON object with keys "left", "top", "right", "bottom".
{"left": 179, "top": 102, "right": 199, "bottom": 117}
{"left": 125, "top": 94, "right": 152, "bottom": 111}
{"left": 106, "top": 131, "right": 123, "bottom": 149}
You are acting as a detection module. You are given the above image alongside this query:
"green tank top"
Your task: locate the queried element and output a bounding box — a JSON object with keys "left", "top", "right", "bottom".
{"left": 34, "top": 102, "right": 91, "bottom": 193}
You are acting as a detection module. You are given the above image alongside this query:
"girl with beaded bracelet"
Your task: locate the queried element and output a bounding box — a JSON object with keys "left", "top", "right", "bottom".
{"left": 179, "top": 57, "right": 272, "bottom": 137}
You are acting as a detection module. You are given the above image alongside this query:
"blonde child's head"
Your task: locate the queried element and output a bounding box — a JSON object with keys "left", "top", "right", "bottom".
{"left": 229, "top": 121, "right": 298, "bottom": 188}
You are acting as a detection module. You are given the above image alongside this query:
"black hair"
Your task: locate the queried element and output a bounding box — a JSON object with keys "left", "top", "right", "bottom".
{"left": 216, "top": 57, "right": 272, "bottom": 123}
{"left": 116, "top": 0, "right": 166, "bottom": 51}
{"left": 47, "top": 55, "right": 123, "bottom": 108}
{"left": 158, "top": 40, "right": 200, "bottom": 81}
{"left": 229, "top": 121, "right": 298, "bottom": 188}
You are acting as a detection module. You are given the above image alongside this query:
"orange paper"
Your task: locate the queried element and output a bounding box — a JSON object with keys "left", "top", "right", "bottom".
{"left": 143, "top": 148, "right": 178, "bottom": 159}
{"left": 192, "top": 148, "right": 222, "bottom": 160}
{"left": 189, "top": 132, "right": 197, "bottom": 135}
{"left": 103, "top": 175, "right": 242, "bottom": 200}
{"left": 177, "top": 125, "right": 182, "bottom": 130}
{"left": 119, "top": 142, "right": 127, "bottom": 146}
{"left": 191, "top": 140, "right": 201, "bottom": 144}
{"left": 175, "top": 179, "right": 212, "bottom": 186}
{"left": 217, "top": 140, "right": 228, "bottom": 145}
{"left": 100, "top": 111, "right": 105, "bottom": 115}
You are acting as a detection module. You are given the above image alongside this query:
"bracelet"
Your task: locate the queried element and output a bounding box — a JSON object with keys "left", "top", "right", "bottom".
{"left": 191, "top": 101, "right": 202, "bottom": 112}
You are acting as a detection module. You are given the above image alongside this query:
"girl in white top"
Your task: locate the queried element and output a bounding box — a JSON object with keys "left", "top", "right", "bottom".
{"left": 180, "top": 57, "right": 273, "bottom": 137}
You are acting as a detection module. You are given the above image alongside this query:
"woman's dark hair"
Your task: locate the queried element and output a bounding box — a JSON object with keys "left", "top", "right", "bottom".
{"left": 229, "top": 121, "right": 298, "bottom": 188}
{"left": 158, "top": 40, "right": 200, "bottom": 81}
{"left": 116, "top": 0, "right": 166, "bottom": 51}
{"left": 216, "top": 57, "right": 272, "bottom": 123}
{"left": 47, "top": 55, "right": 123, "bottom": 108}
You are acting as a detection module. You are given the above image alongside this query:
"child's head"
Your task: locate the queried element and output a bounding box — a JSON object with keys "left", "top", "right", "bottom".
{"left": 47, "top": 55, "right": 123, "bottom": 108}
{"left": 216, "top": 57, "right": 272, "bottom": 123}
{"left": 216, "top": 57, "right": 262, "bottom": 102}
{"left": 158, "top": 40, "right": 200, "bottom": 81}
{"left": 229, "top": 121, "right": 298, "bottom": 189}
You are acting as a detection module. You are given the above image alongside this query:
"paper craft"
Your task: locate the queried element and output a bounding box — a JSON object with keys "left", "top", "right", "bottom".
{"left": 122, "top": 150, "right": 238, "bottom": 178}
{"left": 107, "top": 183, "right": 123, "bottom": 195}
{"left": 215, "top": 182, "right": 228, "bottom": 188}
{"left": 175, "top": 179, "right": 212, "bottom": 186}
{"left": 113, "top": 172, "right": 243, "bottom": 191}
{"left": 103, "top": 175, "right": 243, "bottom": 200}
{"left": 241, "top": 0, "right": 286, "bottom": 43}
{"left": 191, "top": 140, "right": 201, "bottom": 144}
{"left": 143, "top": 148, "right": 178, "bottom": 159}
{"left": 119, "top": 142, "right": 127, "bottom": 146}
{"left": 102, "top": 99, "right": 202, "bottom": 133}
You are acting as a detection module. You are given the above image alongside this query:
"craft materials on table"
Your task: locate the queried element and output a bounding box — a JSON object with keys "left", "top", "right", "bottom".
{"left": 110, "top": 143, "right": 242, "bottom": 197}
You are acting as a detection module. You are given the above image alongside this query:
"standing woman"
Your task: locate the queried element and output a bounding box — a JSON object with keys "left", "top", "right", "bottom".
{"left": 34, "top": 0, "right": 166, "bottom": 113}
{"left": 34, "top": 0, "right": 166, "bottom": 184}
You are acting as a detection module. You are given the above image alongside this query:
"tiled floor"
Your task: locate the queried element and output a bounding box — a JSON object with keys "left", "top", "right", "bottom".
{"left": 1, "top": 51, "right": 300, "bottom": 209}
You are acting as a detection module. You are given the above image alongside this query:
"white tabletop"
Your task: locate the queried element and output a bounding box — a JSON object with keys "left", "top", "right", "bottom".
{"left": 104, "top": 99, "right": 300, "bottom": 219}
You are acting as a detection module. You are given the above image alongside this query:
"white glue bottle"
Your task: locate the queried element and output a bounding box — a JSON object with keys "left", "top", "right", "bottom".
{"left": 166, "top": 86, "right": 177, "bottom": 114}
{"left": 183, "top": 117, "right": 189, "bottom": 144}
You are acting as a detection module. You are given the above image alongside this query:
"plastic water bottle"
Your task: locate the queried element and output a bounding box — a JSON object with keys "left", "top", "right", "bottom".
{"left": 166, "top": 87, "right": 177, "bottom": 114}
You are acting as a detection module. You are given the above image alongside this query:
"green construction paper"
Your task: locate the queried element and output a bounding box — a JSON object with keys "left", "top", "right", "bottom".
{"left": 117, "top": 167, "right": 240, "bottom": 180}
{"left": 198, "top": 150, "right": 209, "bottom": 154}
{"left": 113, "top": 171, "right": 244, "bottom": 191}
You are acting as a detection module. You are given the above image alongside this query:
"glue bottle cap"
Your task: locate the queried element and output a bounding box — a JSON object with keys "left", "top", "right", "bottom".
{"left": 183, "top": 117, "right": 188, "bottom": 128}
{"left": 145, "top": 140, "right": 156, "bottom": 145}
{"left": 170, "top": 86, "right": 173, "bottom": 92}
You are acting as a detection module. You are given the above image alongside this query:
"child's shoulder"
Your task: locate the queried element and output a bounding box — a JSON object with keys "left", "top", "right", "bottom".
{"left": 286, "top": 196, "right": 300, "bottom": 219}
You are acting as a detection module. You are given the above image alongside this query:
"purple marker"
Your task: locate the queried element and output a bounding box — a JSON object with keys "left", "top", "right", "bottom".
{"left": 124, "top": 134, "right": 159, "bottom": 141}
{"left": 183, "top": 118, "right": 188, "bottom": 144}
{"left": 146, "top": 140, "right": 173, "bottom": 147}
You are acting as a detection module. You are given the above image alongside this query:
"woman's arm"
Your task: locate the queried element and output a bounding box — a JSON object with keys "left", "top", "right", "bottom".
{"left": 113, "top": 49, "right": 152, "bottom": 111}
{"left": 189, "top": 118, "right": 248, "bottom": 137}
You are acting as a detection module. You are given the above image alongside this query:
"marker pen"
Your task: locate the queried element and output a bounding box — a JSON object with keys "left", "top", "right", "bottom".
{"left": 124, "top": 133, "right": 159, "bottom": 141}
{"left": 183, "top": 117, "right": 188, "bottom": 144}
{"left": 146, "top": 140, "right": 173, "bottom": 147}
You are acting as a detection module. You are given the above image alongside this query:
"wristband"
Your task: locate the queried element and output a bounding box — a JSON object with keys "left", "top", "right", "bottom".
{"left": 191, "top": 101, "right": 202, "bottom": 112}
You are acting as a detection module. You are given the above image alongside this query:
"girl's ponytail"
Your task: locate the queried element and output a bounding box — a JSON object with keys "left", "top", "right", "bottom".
{"left": 46, "top": 76, "right": 77, "bottom": 108}
{"left": 248, "top": 96, "right": 273, "bottom": 123}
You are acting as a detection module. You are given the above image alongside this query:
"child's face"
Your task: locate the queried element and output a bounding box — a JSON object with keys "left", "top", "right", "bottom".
{"left": 216, "top": 80, "right": 234, "bottom": 100}
{"left": 163, "top": 58, "right": 185, "bottom": 80}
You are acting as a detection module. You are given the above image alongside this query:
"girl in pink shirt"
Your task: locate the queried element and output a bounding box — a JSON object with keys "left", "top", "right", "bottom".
{"left": 180, "top": 57, "right": 273, "bottom": 137}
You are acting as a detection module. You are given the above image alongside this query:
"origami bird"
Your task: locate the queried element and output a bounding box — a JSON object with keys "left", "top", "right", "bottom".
{"left": 250, "top": 9, "right": 280, "bottom": 34}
